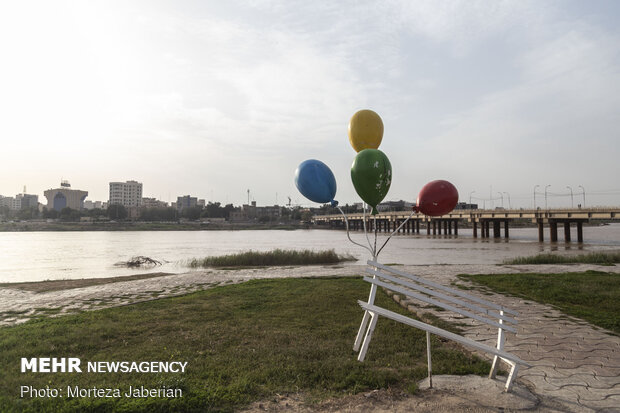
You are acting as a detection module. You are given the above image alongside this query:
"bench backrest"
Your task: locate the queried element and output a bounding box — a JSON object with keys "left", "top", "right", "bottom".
{"left": 365, "top": 261, "right": 518, "bottom": 333}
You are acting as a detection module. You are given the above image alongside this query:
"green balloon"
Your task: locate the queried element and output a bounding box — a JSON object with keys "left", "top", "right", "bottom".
{"left": 351, "top": 149, "right": 392, "bottom": 215}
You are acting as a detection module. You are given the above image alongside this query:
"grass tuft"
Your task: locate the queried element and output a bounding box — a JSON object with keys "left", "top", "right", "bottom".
{"left": 503, "top": 252, "right": 620, "bottom": 265}
{"left": 188, "top": 249, "right": 356, "bottom": 268}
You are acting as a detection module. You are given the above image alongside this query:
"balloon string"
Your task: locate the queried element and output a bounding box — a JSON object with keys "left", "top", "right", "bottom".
{"left": 373, "top": 215, "right": 378, "bottom": 257}
{"left": 376, "top": 211, "right": 415, "bottom": 258}
{"left": 362, "top": 204, "right": 373, "bottom": 253}
{"left": 337, "top": 206, "right": 374, "bottom": 256}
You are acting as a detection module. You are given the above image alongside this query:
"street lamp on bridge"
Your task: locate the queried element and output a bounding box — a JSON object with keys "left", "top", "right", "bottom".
{"left": 533, "top": 185, "right": 540, "bottom": 209}
{"left": 579, "top": 185, "right": 586, "bottom": 207}
{"left": 498, "top": 192, "right": 504, "bottom": 208}
{"left": 469, "top": 190, "right": 475, "bottom": 205}
{"left": 503, "top": 192, "right": 511, "bottom": 209}
{"left": 567, "top": 186, "right": 574, "bottom": 208}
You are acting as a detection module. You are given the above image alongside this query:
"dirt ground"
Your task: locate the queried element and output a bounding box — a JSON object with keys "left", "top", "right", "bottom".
{"left": 240, "top": 375, "right": 575, "bottom": 413}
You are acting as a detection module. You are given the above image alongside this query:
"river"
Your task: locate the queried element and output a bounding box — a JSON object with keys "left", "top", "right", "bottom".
{"left": 1, "top": 224, "right": 619, "bottom": 283}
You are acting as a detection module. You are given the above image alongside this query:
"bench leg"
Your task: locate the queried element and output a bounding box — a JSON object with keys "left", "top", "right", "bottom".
{"left": 504, "top": 363, "right": 519, "bottom": 393}
{"left": 357, "top": 312, "right": 378, "bottom": 362}
{"left": 490, "top": 316, "right": 505, "bottom": 379}
{"left": 353, "top": 310, "right": 371, "bottom": 352}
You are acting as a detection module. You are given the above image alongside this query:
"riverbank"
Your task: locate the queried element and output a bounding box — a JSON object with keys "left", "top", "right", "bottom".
{"left": 0, "top": 221, "right": 309, "bottom": 232}
{"left": 2, "top": 263, "right": 619, "bottom": 411}
{"left": 2, "top": 262, "right": 619, "bottom": 325}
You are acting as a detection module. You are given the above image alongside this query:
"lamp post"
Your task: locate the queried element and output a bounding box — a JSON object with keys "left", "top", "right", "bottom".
{"left": 503, "top": 192, "right": 511, "bottom": 209}
{"left": 566, "top": 186, "right": 574, "bottom": 208}
{"left": 469, "top": 190, "right": 475, "bottom": 205}
{"left": 578, "top": 185, "right": 586, "bottom": 207}
{"left": 533, "top": 185, "right": 540, "bottom": 209}
{"left": 545, "top": 185, "right": 551, "bottom": 209}
{"left": 498, "top": 192, "right": 504, "bottom": 208}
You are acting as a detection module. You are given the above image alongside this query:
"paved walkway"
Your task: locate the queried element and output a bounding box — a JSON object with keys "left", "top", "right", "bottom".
{"left": 393, "top": 264, "right": 620, "bottom": 412}
{"left": 1, "top": 263, "right": 619, "bottom": 411}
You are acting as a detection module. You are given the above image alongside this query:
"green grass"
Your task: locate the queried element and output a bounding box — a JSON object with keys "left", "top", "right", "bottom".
{"left": 188, "top": 249, "right": 356, "bottom": 268}
{"left": 458, "top": 271, "right": 620, "bottom": 335}
{"left": 0, "top": 277, "right": 490, "bottom": 413}
{"left": 503, "top": 252, "right": 620, "bottom": 265}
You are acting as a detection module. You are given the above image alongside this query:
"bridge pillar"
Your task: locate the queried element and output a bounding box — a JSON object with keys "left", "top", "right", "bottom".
{"left": 493, "top": 221, "right": 501, "bottom": 238}
{"left": 416, "top": 220, "right": 420, "bottom": 234}
{"left": 485, "top": 221, "right": 490, "bottom": 238}
{"left": 427, "top": 220, "right": 430, "bottom": 235}
{"left": 504, "top": 220, "right": 509, "bottom": 238}
{"left": 550, "top": 221, "right": 558, "bottom": 242}
{"left": 473, "top": 221, "right": 478, "bottom": 238}
{"left": 447, "top": 220, "right": 452, "bottom": 235}
{"left": 443, "top": 220, "right": 448, "bottom": 234}
{"left": 577, "top": 221, "right": 584, "bottom": 243}
{"left": 432, "top": 220, "right": 437, "bottom": 235}
{"left": 564, "top": 222, "right": 571, "bottom": 242}
{"left": 454, "top": 220, "right": 458, "bottom": 235}
{"left": 538, "top": 221, "right": 544, "bottom": 242}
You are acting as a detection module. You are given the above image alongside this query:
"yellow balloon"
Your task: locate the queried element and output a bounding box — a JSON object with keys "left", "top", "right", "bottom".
{"left": 348, "top": 109, "right": 384, "bottom": 152}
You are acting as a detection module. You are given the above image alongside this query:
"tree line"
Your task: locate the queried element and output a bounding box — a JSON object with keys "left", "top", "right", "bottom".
{"left": 1, "top": 202, "right": 311, "bottom": 222}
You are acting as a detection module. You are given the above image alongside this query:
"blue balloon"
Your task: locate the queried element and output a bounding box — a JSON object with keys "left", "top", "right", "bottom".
{"left": 294, "top": 159, "right": 338, "bottom": 205}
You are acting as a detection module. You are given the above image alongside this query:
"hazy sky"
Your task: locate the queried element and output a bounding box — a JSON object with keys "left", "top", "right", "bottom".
{"left": 1, "top": 0, "right": 619, "bottom": 208}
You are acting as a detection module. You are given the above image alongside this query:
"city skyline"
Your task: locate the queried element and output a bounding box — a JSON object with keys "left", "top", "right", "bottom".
{"left": 1, "top": 1, "right": 619, "bottom": 208}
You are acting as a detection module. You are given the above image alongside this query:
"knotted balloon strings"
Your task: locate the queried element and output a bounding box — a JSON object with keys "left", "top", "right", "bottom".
{"left": 337, "top": 206, "right": 415, "bottom": 260}
{"left": 337, "top": 205, "right": 374, "bottom": 257}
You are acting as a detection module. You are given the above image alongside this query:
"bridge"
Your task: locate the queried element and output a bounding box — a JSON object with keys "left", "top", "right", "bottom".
{"left": 312, "top": 208, "right": 620, "bottom": 243}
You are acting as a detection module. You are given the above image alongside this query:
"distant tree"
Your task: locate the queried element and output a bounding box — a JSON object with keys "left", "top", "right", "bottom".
{"left": 17, "top": 206, "right": 39, "bottom": 220}
{"left": 280, "top": 207, "right": 291, "bottom": 219}
{"left": 0, "top": 205, "right": 11, "bottom": 219}
{"left": 181, "top": 206, "right": 203, "bottom": 220}
{"left": 203, "top": 202, "right": 223, "bottom": 218}
{"left": 223, "top": 203, "right": 235, "bottom": 219}
{"left": 139, "top": 207, "right": 177, "bottom": 221}
{"left": 88, "top": 208, "right": 108, "bottom": 218}
{"left": 42, "top": 208, "right": 58, "bottom": 219}
{"left": 59, "top": 207, "right": 81, "bottom": 221}
{"left": 301, "top": 210, "right": 313, "bottom": 223}
{"left": 107, "top": 204, "right": 128, "bottom": 220}
{"left": 290, "top": 207, "right": 302, "bottom": 221}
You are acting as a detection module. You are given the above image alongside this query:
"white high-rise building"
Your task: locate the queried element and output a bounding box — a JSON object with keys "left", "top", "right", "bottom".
{"left": 109, "top": 181, "right": 143, "bottom": 208}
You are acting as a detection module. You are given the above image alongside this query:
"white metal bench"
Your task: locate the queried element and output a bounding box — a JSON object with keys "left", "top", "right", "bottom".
{"left": 353, "top": 260, "right": 530, "bottom": 392}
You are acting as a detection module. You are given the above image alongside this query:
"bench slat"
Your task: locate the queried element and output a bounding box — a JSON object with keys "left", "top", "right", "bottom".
{"left": 359, "top": 301, "right": 530, "bottom": 367}
{"left": 363, "top": 276, "right": 517, "bottom": 333}
{"left": 368, "top": 261, "right": 518, "bottom": 316}
{"left": 366, "top": 268, "right": 518, "bottom": 325}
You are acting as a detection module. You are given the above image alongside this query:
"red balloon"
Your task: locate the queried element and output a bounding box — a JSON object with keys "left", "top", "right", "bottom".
{"left": 415, "top": 180, "right": 459, "bottom": 216}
